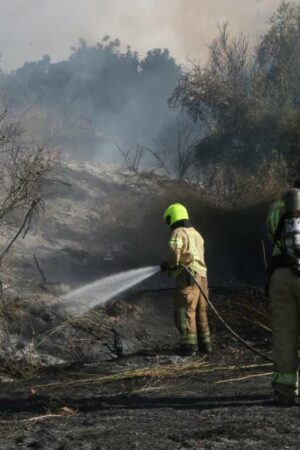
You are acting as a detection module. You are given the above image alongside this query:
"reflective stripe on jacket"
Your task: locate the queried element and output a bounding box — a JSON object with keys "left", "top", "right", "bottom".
{"left": 168, "top": 227, "right": 207, "bottom": 277}
{"left": 266, "top": 200, "right": 285, "bottom": 256}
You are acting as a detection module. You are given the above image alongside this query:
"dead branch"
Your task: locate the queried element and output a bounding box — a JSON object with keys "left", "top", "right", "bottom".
{"left": 71, "top": 124, "right": 171, "bottom": 175}
{"left": 33, "top": 254, "right": 47, "bottom": 284}
{"left": 0, "top": 200, "right": 40, "bottom": 261}
{"left": 0, "top": 111, "right": 56, "bottom": 262}
{"left": 21, "top": 414, "right": 65, "bottom": 422}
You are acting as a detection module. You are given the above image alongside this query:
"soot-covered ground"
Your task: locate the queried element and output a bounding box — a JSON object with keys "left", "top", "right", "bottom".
{"left": 0, "top": 288, "right": 299, "bottom": 450}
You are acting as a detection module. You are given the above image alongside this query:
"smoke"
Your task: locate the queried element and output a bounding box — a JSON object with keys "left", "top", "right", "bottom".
{"left": 3, "top": 39, "right": 183, "bottom": 166}
{"left": 0, "top": 0, "right": 283, "bottom": 71}
{"left": 163, "top": 0, "right": 283, "bottom": 64}
{"left": 0, "top": 0, "right": 284, "bottom": 167}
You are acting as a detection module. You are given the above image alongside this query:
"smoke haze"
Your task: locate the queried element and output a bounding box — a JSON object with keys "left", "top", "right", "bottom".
{"left": 0, "top": 0, "right": 282, "bottom": 70}
{"left": 0, "top": 0, "right": 287, "bottom": 168}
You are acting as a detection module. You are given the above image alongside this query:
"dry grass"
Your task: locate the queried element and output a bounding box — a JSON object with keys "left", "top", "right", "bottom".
{"left": 211, "top": 293, "right": 271, "bottom": 333}
{"left": 202, "top": 157, "right": 289, "bottom": 207}
{"left": 34, "top": 358, "right": 210, "bottom": 389}
{"left": 33, "top": 359, "right": 273, "bottom": 391}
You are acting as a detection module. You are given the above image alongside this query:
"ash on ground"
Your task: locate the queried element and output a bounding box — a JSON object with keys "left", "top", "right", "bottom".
{"left": 0, "top": 287, "right": 298, "bottom": 450}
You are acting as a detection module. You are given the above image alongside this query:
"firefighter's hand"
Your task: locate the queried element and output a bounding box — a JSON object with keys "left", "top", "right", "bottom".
{"left": 160, "top": 261, "right": 169, "bottom": 272}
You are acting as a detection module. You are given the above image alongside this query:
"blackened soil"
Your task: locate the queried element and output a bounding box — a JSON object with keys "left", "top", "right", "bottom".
{"left": 0, "top": 290, "right": 299, "bottom": 450}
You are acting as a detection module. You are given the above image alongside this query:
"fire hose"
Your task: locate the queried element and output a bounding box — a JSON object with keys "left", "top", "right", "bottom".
{"left": 181, "top": 265, "right": 273, "bottom": 363}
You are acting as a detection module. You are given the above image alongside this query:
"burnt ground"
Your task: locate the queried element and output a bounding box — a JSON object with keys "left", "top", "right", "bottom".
{"left": 0, "top": 288, "right": 299, "bottom": 450}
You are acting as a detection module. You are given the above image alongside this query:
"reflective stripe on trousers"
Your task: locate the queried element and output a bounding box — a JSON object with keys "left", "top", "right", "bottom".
{"left": 175, "top": 273, "right": 211, "bottom": 347}
{"left": 272, "top": 372, "right": 298, "bottom": 388}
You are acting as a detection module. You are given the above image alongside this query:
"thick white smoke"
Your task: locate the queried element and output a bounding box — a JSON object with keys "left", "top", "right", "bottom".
{"left": 0, "top": 0, "right": 282, "bottom": 70}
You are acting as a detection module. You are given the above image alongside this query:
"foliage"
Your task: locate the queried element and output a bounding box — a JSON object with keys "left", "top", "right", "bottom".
{"left": 170, "top": 2, "right": 300, "bottom": 177}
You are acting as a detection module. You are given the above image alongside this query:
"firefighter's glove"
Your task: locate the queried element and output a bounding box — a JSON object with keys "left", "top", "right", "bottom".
{"left": 160, "top": 261, "right": 170, "bottom": 272}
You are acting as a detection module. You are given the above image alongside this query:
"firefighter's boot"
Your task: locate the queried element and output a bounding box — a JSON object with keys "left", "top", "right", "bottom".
{"left": 273, "top": 384, "right": 297, "bottom": 406}
{"left": 198, "top": 340, "right": 213, "bottom": 355}
{"left": 179, "top": 344, "right": 197, "bottom": 356}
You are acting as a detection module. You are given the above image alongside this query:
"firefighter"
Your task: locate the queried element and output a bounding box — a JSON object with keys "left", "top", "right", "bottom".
{"left": 161, "top": 203, "right": 212, "bottom": 356}
{"left": 266, "top": 179, "right": 300, "bottom": 405}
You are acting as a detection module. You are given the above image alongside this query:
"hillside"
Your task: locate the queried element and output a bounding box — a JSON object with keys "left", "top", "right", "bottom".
{"left": 1, "top": 161, "right": 270, "bottom": 293}
{"left": 1, "top": 162, "right": 171, "bottom": 289}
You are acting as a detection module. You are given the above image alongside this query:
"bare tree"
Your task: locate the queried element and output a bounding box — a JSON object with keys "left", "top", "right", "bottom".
{"left": 175, "top": 115, "right": 199, "bottom": 182}
{"left": 0, "top": 110, "right": 57, "bottom": 262}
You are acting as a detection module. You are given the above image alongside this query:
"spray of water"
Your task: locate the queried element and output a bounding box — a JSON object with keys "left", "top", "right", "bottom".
{"left": 60, "top": 266, "right": 160, "bottom": 314}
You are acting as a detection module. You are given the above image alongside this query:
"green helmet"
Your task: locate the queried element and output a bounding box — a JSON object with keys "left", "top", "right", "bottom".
{"left": 163, "top": 203, "right": 189, "bottom": 227}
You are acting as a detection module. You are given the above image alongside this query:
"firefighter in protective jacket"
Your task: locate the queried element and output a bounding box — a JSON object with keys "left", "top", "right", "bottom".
{"left": 266, "top": 179, "right": 300, "bottom": 405}
{"left": 161, "top": 203, "right": 212, "bottom": 356}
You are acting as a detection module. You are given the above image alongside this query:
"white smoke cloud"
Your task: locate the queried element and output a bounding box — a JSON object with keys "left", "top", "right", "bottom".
{"left": 0, "top": 0, "right": 283, "bottom": 70}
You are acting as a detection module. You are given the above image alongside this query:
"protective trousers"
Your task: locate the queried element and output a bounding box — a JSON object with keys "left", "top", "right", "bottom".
{"left": 175, "top": 272, "right": 211, "bottom": 349}
{"left": 269, "top": 267, "right": 300, "bottom": 398}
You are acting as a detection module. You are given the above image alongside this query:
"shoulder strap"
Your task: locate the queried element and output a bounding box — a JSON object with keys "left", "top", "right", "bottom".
{"left": 274, "top": 212, "right": 287, "bottom": 244}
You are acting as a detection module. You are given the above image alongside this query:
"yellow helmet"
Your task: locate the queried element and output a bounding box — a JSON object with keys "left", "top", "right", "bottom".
{"left": 163, "top": 203, "right": 189, "bottom": 227}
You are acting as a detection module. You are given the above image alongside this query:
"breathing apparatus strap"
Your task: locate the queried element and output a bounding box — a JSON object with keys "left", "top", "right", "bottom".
{"left": 273, "top": 213, "right": 287, "bottom": 245}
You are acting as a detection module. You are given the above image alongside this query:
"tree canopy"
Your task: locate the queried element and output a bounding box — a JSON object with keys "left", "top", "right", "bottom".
{"left": 170, "top": 1, "right": 300, "bottom": 177}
